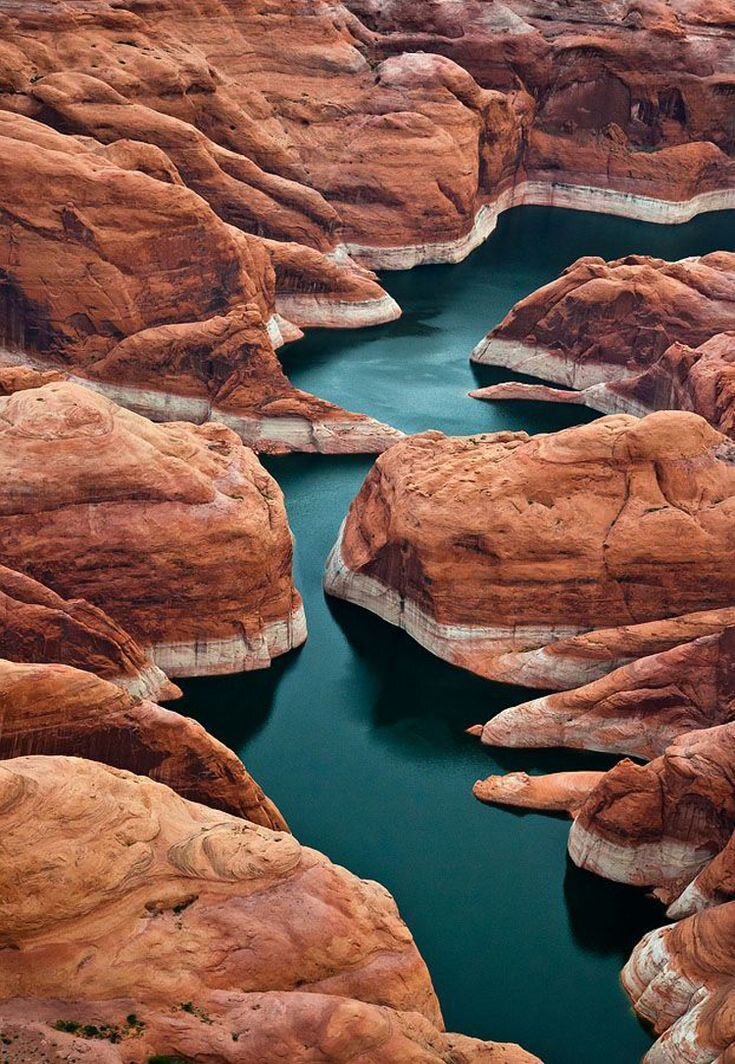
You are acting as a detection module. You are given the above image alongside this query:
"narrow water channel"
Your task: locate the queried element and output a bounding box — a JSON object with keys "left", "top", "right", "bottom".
{"left": 179, "top": 205, "right": 735, "bottom": 1063}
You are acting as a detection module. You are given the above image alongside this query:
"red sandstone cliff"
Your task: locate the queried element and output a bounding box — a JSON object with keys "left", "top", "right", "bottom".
{"left": 0, "top": 381, "right": 307, "bottom": 676}
{"left": 471, "top": 253, "right": 735, "bottom": 436}
{"left": 0, "top": 659, "right": 285, "bottom": 829}
{"left": 475, "top": 716, "right": 735, "bottom": 1058}
{"left": 0, "top": 755, "right": 539, "bottom": 1063}
{"left": 473, "top": 627, "right": 735, "bottom": 759}
{"left": 0, "top": 111, "right": 400, "bottom": 453}
{"left": 474, "top": 639, "right": 735, "bottom": 1059}
{"left": 0, "top": 563, "right": 177, "bottom": 702}
{"left": 0, "top": 0, "right": 731, "bottom": 275}
{"left": 325, "top": 412, "right": 735, "bottom": 686}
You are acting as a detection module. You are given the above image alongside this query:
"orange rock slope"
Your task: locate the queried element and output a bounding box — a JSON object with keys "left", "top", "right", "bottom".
{"left": 0, "top": 562, "right": 177, "bottom": 702}
{"left": 0, "top": 380, "right": 307, "bottom": 677}
{"left": 473, "top": 626, "right": 735, "bottom": 1059}
{"left": 475, "top": 715, "right": 735, "bottom": 1060}
{"left": 473, "top": 626, "right": 735, "bottom": 759}
{"left": 325, "top": 411, "right": 735, "bottom": 687}
{"left": 0, "top": 755, "right": 539, "bottom": 1064}
{"left": 0, "top": 659, "right": 285, "bottom": 829}
{"left": 0, "top": 110, "right": 400, "bottom": 454}
{"left": 471, "top": 253, "right": 735, "bottom": 436}
{"left": 0, "top": 0, "right": 732, "bottom": 278}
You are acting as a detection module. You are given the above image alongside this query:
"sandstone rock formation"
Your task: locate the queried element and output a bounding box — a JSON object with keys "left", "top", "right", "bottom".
{"left": 0, "top": 659, "right": 284, "bottom": 829}
{"left": 325, "top": 411, "right": 735, "bottom": 686}
{"left": 0, "top": 0, "right": 731, "bottom": 281}
{"left": 473, "top": 627, "right": 735, "bottom": 759}
{"left": 0, "top": 110, "right": 400, "bottom": 454}
{"left": 0, "top": 996, "right": 539, "bottom": 1064}
{"left": 0, "top": 381, "right": 307, "bottom": 676}
{"left": 471, "top": 254, "right": 735, "bottom": 436}
{"left": 566, "top": 722, "right": 735, "bottom": 902}
{"left": 0, "top": 755, "right": 539, "bottom": 1064}
{"left": 473, "top": 770, "right": 605, "bottom": 815}
{"left": 623, "top": 901, "right": 735, "bottom": 1062}
{"left": 0, "top": 563, "right": 177, "bottom": 702}
{"left": 475, "top": 717, "right": 735, "bottom": 1059}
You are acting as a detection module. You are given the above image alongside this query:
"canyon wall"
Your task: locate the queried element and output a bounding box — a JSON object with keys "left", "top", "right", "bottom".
{"left": 472, "top": 252, "right": 735, "bottom": 436}
{"left": 0, "top": 659, "right": 286, "bottom": 828}
{"left": 325, "top": 411, "right": 735, "bottom": 687}
{"left": 0, "top": 381, "right": 307, "bottom": 676}
{"left": 0, "top": 0, "right": 731, "bottom": 436}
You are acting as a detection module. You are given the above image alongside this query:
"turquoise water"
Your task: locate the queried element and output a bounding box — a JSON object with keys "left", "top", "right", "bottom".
{"left": 180, "top": 206, "right": 735, "bottom": 1063}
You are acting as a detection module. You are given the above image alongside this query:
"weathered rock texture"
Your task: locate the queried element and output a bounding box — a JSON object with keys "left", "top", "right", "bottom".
{"left": 0, "top": 110, "right": 400, "bottom": 454}
{"left": 0, "top": 755, "right": 539, "bottom": 1064}
{"left": 0, "top": 0, "right": 732, "bottom": 278}
{"left": 0, "top": 563, "right": 177, "bottom": 702}
{"left": 471, "top": 253, "right": 735, "bottom": 437}
{"left": 474, "top": 627, "right": 735, "bottom": 760}
{"left": 0, "top": 996, "right": 539, "bottom": 1064}
{"left": 0, "top": 381, "right": 307, "bottom": 677}
{"left": 567, "top": 723, "right": 735, "bottom": 902}
{"left": 475, "top": 652, "right": 735, "bottom": 1059}
{"left": 473, "top": 770, "right": 605, "bottom": 815}
{"left": 475, "top": 717, "right": 735, "bottom": 1059}
{"left": 325, "top": 411, "right": 735, "bottom": 686}
{"left": 0, "top": 659, "right": 284, "bottom": 829}
{"left": 623, "top": 901, "right": 735, "bottom": 1063}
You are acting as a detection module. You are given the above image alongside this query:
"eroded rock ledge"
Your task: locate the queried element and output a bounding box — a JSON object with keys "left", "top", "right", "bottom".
{"left": 473, "top": 623, "right": 735, "bottom": 1058}
{"left": 325, "top": 411, "right": 735, "bottom": 687}
{"left": 0, "top": 381, "right": 307, "bottom": 677}
{"left": 0, "top": 755, "right": 540, "bottom": 1064}
{"left": 471, "top": 253, "right": 735, "bottom": 436}
{"left": 0, "top": 562, "right": 177, "bottom": 702}
{"left": 0, "top": 111, "right": 400, "bottom": 454}
{"left": 0, "top": 0, "right": 732, "bottom": 450}
{"left": 0, "top": 659, "right": 285, "bottom": 829}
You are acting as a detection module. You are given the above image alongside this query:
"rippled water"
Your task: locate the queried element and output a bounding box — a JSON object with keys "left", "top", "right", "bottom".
{"left": 179, "top": 206, "right": 735, "bottom": 1063}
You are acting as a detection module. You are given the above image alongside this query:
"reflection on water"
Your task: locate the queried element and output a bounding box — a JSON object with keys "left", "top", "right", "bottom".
{"left": 178, "top": 206, "right": 735, "bottom": 1063}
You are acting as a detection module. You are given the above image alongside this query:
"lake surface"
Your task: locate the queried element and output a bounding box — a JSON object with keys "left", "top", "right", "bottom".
{"left": 180, "top": 206, "right": 735, "bottom": 1063}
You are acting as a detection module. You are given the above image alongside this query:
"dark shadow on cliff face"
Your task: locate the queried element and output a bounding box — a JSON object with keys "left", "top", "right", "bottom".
{"left": 326, "top": 594, "right": 622, "bottom": 775}
{"left": 173, "top": 645, "right": 304, "bottom": 753}
{"left": 564, "top": 855, "right": 667, "bottom": 960}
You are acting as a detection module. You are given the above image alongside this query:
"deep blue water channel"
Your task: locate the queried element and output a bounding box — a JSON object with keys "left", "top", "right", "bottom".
{"left": 180, "top": 206, "right": 735, "bottom": 1063}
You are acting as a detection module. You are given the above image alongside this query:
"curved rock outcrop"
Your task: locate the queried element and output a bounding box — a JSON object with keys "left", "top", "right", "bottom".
{"left": 0, "top": 659, "right": 284, "bottom": 829}
{"left": 325, "top": 412, "right": 735, "bottom": 685}
{"left": 0, "top": 381, "right": 307, "bottom": 676}
{"left": 0, "top": 563, "right": 176, "bottom": 702}
{"left": 622, "top": 902, "right": 735, "bottom": 1062}
{"left": 0, "top": 995, "right": 538, "bottom": 1064}
{"left": 567, "top": 723, "right": 735, "bottom": 901}
{"left": 0, "top": 755, "right": 539, "bottom": 1064}
{"left": 471, "top": 253, "right": 735, "bottom": 436}
{"left": 473, "top": 627, "right": 735, "bottom": 759}
{"left": 0, "top": 110, "right": 400, "bottom": 454}
{"left": 475, "top": 719, "right": 735, "bottom": 1058}
{"left": 0, "top": 0, "right": 732, "bottom": 279}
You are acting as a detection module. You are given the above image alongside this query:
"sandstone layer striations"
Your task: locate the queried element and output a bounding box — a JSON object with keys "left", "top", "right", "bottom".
{"left": 325, "top": 412, "right": 735, "bottom": 687}
{"left": 471, "top": 253, "right": 735, "bottom": 436}
{"left": 0, "top": 381, "right": 307, "bottom": 676}
{"left": 0, "top": 755, "right": 539, "bottom": 1064}
{"left": 474, "top": 634, "right": 735, "bottom": 1059}
{"left": 0, "top": 562, "right": 177, "bottom": 702}
{"left": 0, "top": 659, "right": 285, "bottom": 829}
{"left": 0, "top": 110, "right": 399, "bottom": 454}
{"left": 0, "top": 0, "right": 731, "bottom": 282}
{"left": 474, "top": 627, "right": 735, "bottom": 759}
